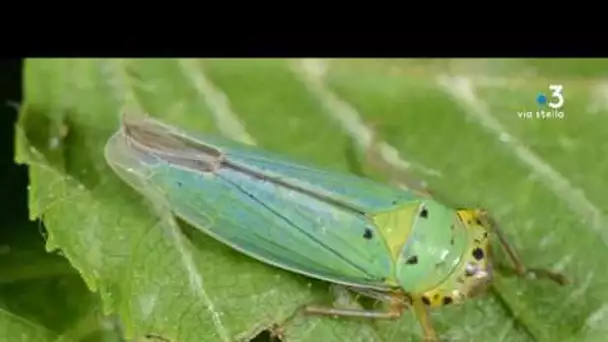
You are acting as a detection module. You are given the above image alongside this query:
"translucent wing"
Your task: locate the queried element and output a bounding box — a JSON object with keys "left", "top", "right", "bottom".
{"left": 104, "top": 115, "right": 420, "bottom": 288}
{"left": 125, "top": 114, "right": 418, "bottom": 213}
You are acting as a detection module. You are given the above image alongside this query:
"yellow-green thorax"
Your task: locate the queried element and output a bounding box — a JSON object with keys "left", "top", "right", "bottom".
{"left": 371, "top": 200, "right": 493, "bottom": 308}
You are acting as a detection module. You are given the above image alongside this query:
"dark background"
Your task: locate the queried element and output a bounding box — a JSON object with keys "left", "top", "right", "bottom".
{"left": 0, "top": 59, "right": 32, "bottom": 252}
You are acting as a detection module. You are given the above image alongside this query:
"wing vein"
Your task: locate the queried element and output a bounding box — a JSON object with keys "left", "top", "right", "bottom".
{"left": 217, "top": 173, "right": 375, "bottom": 279}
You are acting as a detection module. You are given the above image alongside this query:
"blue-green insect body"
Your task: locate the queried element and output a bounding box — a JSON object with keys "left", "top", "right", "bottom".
{"left": 105, "top": 114, "right": 566, "bottom": 341}
{"left": 105, "top": 117, "right": 401, "bottom": 285}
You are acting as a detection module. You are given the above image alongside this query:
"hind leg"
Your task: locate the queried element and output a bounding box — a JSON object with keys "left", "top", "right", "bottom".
{"left": 481, "top": 210, "right": 569, "bottom": 285}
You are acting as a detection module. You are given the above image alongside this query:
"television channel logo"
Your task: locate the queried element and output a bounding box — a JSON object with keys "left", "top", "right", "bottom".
{"left": 518, "top": 84, "right": 565, "bottom": 120}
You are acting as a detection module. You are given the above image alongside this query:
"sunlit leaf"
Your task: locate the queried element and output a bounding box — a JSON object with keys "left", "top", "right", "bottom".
{"left": 15, "top": 58, "right": 608, "bottom": 342}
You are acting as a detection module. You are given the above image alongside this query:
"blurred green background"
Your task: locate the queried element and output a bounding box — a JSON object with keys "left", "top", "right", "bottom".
{"left": 3, "top": 58, "right": 608, "bottom": 342}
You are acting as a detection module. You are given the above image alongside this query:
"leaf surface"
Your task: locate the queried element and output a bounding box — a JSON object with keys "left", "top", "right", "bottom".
{"left": 15, "top": 58, "right": 608, "bottom": 342}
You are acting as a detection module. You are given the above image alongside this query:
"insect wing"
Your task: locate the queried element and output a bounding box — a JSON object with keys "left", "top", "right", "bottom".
{"left": 105, "top": 116, "right": 413, "bottom": 288}
{"left": 129, "top": 114, "right": 418, "bottom": 213}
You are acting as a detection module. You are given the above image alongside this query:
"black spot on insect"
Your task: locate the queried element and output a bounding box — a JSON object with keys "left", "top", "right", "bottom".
{"left": 472, "top": 247, "right": 484, "bottom": 261}
{"left": 475, "top": 218, "right": 483, "bottom": 226}
{"left": 422, "top": 296, "right": 431, "bottom": 305}
{"left": 420, "top": 208, "right": 428, "bottom": 218}
{"left": 443, "top": 296, "right": 453, "bottom": 305}
{"left": 363, "top": 228, "right": 373, "bottom": 240}
{"left": 483, "top": 232, "right": 488, "bottom": 238}
{"left": 406, "top": 255, "right": 419, "bottom": 265}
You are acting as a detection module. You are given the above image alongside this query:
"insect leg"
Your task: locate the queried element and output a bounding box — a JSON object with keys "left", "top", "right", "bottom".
{"left": 303, "top": 300, "right": 403, "bottom": 319}
{"left": 304, "top": 305, "right": 403, "bottom": 319}
{"left": 411, "top": 296, "right": 440, "bottom": 342}
{"left": 305, "top": 293, "right": 440, "bottom": 341}
{"left": 483, "top": 211, "right": 570, "bottom": 285}
{"left": 304, "top": 287, "right": 405, "bottom": 319}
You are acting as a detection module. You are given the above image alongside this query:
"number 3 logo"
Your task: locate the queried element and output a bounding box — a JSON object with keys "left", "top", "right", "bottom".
{"left": 548, "top": 84, "right": 564, "bottom": 109}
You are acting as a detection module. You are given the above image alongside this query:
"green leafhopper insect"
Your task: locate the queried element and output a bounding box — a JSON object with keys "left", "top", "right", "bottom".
{"left": 104, "top": 114, "right": 569, "bottom": 341}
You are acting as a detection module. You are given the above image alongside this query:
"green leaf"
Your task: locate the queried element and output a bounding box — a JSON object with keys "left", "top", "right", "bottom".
{"left": 0, "top": 305, "right": 55, "bottom": 342}
{"left": 0, "top": 219, "right": 115, "bottom": 342}
{"left": 1, "top": 60, "right": 126, "bottom": 342}
{"left": 15, "top": 58, "right": 608, "bottom": 342}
